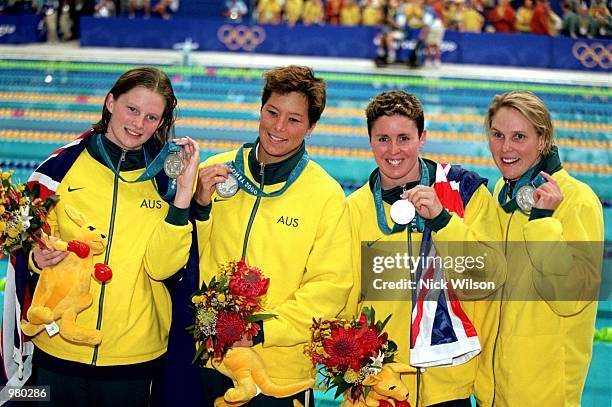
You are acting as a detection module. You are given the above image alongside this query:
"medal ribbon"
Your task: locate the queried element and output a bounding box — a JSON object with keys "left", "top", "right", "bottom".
{"left": 374, "top": 157, "right": 428, "bottom": 235}
{"left": 96, "top": 133, "right": 180, "bottom": 199}
{"left": 227, "top": 143, "right": 309, "bottom": 198}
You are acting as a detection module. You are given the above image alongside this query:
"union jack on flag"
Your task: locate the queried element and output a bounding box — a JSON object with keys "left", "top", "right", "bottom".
{"left": 409, "top": 163, "right": 482, "bottom": 367}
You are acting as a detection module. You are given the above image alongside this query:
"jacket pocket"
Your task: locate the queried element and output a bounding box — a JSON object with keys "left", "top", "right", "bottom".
{"left": 499, "top": 335, "right": 566, "bottom": 406}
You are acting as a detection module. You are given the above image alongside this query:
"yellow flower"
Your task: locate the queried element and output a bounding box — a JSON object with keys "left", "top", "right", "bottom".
{"left": 218, "top": 293, "right": 226, "bottom": 303}
{"left": 7, "top": 227, "right": 19, "bottom": 238}
{"left": 0, "top": 221, "right": 6, "bottom": 233}
{"left": 1, "top": 171, "right": 12, "bottom": 180}
{"left": 0, "top": 205, "right": 4, "bottom": 215}
{"left": 343, "top": 369, "right": 360, "bottom": 384}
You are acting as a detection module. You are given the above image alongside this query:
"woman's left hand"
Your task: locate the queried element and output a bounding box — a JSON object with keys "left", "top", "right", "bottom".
{"left": 533, "top": 171, "right": 563, "bottom": 211}
{"left": 172, "top": 137, "right": 200, "bottom": 209}
{"left": 403, "top": 185, "right": 444, "bottom": 220}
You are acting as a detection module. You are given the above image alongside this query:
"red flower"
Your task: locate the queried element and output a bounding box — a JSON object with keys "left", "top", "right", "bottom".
{"left": 323, "top": 327, "right": 362, "bottom": 372}
{"left": 357, "top": 326, "right": 386, "bottom": 360}
{"left": 310, "top": 351, "right": 326, "bottom": 366}
{"left": 229, "top": 261, "right": 270, "bottom": 298}
{"left": 215, "top": 311, "right": 247, "bottom": 356}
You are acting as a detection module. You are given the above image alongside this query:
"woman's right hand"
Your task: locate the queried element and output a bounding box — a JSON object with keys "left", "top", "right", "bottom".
{"left": 194, "top": 164, "right": 233, "bottom": 206}
{"left": 32, "top": 242, "right": 69, "bottom": 269}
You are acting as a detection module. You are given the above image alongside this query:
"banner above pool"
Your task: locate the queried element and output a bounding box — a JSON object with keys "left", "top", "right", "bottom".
{"left": 0, "top": 14, "right": 44, "bottom": 44}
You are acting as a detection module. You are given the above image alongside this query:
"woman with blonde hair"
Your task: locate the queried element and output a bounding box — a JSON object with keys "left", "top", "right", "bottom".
{"left": 485, "top": 91, "right": 603, "bottom": 406}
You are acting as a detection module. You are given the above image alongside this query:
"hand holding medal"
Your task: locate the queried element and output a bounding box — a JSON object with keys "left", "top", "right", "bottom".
{"left": 195, "top": 164, "right": 234, "bottom": 206}
{"left": 402, "top": 185, "right": 444, "bottom": 220}
{"left": 532, "top": 171, "right": 563, "bottom": 211}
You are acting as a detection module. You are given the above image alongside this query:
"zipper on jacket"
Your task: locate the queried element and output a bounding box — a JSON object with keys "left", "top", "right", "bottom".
{"left": 491, "top": 210, "right": 515, "bottom": 406}
{"left": 91, "top": 149, "right": 126, "bottom": 366}
{"left": 241, "top": 163, "right": 265, "bottom": 259}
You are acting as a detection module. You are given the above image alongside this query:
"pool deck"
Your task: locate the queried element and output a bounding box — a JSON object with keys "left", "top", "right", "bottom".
{"left": 1, "top": 41, "right": 611, "bottom": 87}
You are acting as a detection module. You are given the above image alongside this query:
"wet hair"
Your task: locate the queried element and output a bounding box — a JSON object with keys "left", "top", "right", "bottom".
{"left": 92, "top": 67, "right": 177, "bottom": 147}
{"left": 485, "top": 91, "right": 555, "bottom": 156}
{"left": 365, "top": 90, "right": 425, "bottom": 138}
{"left": 261, "top": 65, "right": 326, "bottom": 126}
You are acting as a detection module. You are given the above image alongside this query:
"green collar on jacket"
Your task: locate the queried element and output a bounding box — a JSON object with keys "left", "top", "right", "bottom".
{"left": 247, "top": 139, "right": 306, "bottom": 185}
{"left": 87, "top": 133, "right": 148, "bottom": 171}
{"left": 368, "top": 157, "right": 437, "bottom": 205}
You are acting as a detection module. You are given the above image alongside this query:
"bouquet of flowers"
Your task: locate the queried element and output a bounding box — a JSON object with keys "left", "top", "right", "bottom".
{"left": 305, "top": 307, "right": 399, "bottom": 403}
{"left": 189, "top": 259, "right": 274, "bottom": 364}
{"left": 0, "top": 170, "right": 57, "bottom": 257}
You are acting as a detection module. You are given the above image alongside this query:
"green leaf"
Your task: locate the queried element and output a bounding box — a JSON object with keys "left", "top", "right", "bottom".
{"left": 378, "top": 313, "right": 392, "bottom": 332}
{"left": 244, "top": 313, "right": 276, "bottom": 322}
{"left": 43, "top": 194, "right": 59, "bottom": 210}
{"left": 191, "top": 342, "right": 207, "bottom": 365}
{"left": 384, "top": 340, "right": 398, "bottom": 363}
{"left": 333, "top": 379, "right": 351, "bottom": 400}
{"left": 330, "top": 375, "right": 345, "bottom": 386}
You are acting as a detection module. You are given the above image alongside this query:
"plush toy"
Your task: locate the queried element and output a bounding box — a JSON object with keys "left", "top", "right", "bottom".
{"left": 20, "top": 205, "right": 109, "bottom": 346}
{"left": 212, "top": 347, "right": 315, "bottom": 407}
{"left": 339, "top": 363, "right": 415, "bottom": 407}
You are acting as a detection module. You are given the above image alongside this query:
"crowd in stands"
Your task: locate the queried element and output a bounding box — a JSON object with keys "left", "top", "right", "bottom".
{"left": 0, "top": 0, "right": 180, "bottom": 22}
{"left": 225, "top": 0, "right": 611, "bottom": 38}
{"left": 0, "top": 0, "right": 181, "bottom": 40}
{"left": 1, "top": 0, "right": 609, "bottom": 40}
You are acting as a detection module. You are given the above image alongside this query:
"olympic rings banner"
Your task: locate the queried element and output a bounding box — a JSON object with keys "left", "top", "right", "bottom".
{"left": 80, "top": 16, "right": 378, "bottom": 58}
{"left": 77, "top": 17, "right": 611, "bottom": 72}
{"left": 216, "top": 24, "right": 266, "bottom": 52}
{"left": 569, "top": 40, "right": 611, "bottom": 70}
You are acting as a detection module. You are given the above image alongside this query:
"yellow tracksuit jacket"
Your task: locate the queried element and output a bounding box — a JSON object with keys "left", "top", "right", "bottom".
{"left": 30, "top": 142, "right": 192, "bottom": 366}
{"left": 347, "top": 164, "right": 504, "bottom": 407}
{"left": 492, "top": 168, "right": 604, "bottom": 406}
{"left": 196, "top": 145, "right": 353, "bottom": 386}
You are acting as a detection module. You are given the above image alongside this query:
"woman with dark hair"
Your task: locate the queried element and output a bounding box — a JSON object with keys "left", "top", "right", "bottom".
{"left": 485, "top": 91, "right": 603, "bottom": 406}
{"left": 347, "top": 90, "right": 504, "bottom": 407}
{"left": 24, "top": 66, "right": 200, "bottom": 406}
{"left": 192, "top": 65, "right": 353, "bottom": 406}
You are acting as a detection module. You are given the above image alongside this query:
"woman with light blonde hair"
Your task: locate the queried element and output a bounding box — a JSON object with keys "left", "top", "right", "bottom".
{"left": 485, "top": 90, "right": 603, "bottom": 406}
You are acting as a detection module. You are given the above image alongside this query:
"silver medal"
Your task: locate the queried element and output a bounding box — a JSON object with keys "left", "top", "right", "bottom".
{"left": 390, "top": 200, "right": 416, "bottom": 225}
{"left": 516, "top": 185, "right": 536, "bottom": 212}
{"left": 215, "top": 174, "right": 238, "bottom": 198}
{"left": 164, "top": 152, "right": 184, "bottom": 179}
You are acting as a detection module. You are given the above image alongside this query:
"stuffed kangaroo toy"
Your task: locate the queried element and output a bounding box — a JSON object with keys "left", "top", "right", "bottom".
{"left": 212, "top": 347, "right": 315, "bottom": 407}
{"left": 339, "top": 363, "right": 414, "bottom": 407}
{"left": 20, "top": 205, "right": 109, "bottom": 346}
